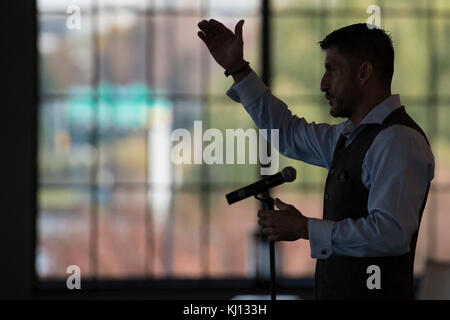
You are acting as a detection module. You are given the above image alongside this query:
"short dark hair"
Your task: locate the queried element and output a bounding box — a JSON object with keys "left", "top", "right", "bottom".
{"left": 319, "top": 23, "right": 394, "bottom": 88}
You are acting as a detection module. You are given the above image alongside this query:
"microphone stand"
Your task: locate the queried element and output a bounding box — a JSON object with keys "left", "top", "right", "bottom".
{"left": 255, "top": 191, "right": 276, "bottom": 301}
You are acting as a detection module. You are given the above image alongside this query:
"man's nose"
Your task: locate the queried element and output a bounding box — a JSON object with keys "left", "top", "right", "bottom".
{"left": 320, "top": 74, "right": 328, "bottom": 93}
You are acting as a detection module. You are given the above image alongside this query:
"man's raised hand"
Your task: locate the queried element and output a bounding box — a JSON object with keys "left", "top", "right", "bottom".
{"left": 197, "top": 19, "right": 245, "bottom": 71}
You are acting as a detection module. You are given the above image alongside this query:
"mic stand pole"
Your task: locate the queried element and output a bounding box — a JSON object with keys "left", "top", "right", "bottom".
{"left": 255, "top": 191, "right": 276, "bottom": 301}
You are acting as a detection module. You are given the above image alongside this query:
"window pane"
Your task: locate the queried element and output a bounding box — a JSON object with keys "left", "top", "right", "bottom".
{"left": 39, "top": 14, "right": 93, "bottom": 94}
{"left": 154, "top": 192, "right": 203, "bottom": 278}
{"left": 37, "top": 188, "right": 91, "bottom": 278}
{"left": 98, "top": 99, "right": 148, "bottom": 184}
{"left": 430, "top": 192, "right": 450, "bottom": 263}
{"left": 384, "top": 18, "right": 429, "bottom": 97}
{"left": 38, "top": 0, "right": 93, "bottom": 13}
{"left": 171, "top": 100, "right": 261, "bottom": 186}
{"left": 403, "top": 103, "right": 429, "bottom": 134}
{"left": 275, "top": 0, "right": 431, "bottom": 11}
{"left": 209, "top": 191, "right": 259, "bottom": 277}
{"left": 436, "top": 19, "right": 450, "bottom": 98}
{"left": 208, "top": 0, "right": 260, "bottom": 15}
{"left": 272, "top": 17, "right": 322, "bottom": 96}
{"left": 152, "top": 15, "right": 203, "bottom": 95}
{"left": 435, "top": 0, "right": 450, "bottom": 10}
{"left": 435, "top": 106, "right": 450, "bottom": 183}
{"left": 98, "top": 13, "right": 147, "bottom": 93}
{"left": 98, "top": 190, "right": 146, "bottom": 278}
{"left": 99, "top": 0, "right": 147, "bottom": 10}
{"left": 382, "top": 0, "right": 429, "bottom": 9}
{"left": 273, "top": 0, "right": 321, "bottom": 11}
{"left": 154, "top": 0, "right": 201, "bottom": 12}
{"left": 170, "top": 99, "right": 205, "bottom": 186}
{"left": 39, "top": 98, "right": 94, "bottom": 184}
{"left": 273, "top": 0, "right": 426, "bottom": 11}
{"left": 207, "top": 102, "right": 261, "bottom": 184}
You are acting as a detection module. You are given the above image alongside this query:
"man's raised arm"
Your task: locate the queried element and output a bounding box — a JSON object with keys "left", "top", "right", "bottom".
{"left": 197, "top": 18, "right": 343, "bottom": 168}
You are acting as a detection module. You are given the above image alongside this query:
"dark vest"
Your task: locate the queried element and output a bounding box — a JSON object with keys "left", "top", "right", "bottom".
{"left": 315, "top": 106, "right": 430, "bottom": 300}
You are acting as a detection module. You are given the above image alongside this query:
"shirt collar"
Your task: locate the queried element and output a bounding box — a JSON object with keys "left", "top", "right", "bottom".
{"left": 342, "top": 94, "right": 402, "bottom": 137}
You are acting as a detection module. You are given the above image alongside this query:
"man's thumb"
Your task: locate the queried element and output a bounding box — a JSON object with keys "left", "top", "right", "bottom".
{"left": 275, "top": 198, "right": 291, "bottom": 210}
{"left": 235, "top": 19, "right": 244, "bottom": 40}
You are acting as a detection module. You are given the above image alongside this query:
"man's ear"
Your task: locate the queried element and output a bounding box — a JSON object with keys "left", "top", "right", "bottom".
{"left": 358, "top": 61, "right": 373, "bottom": 85}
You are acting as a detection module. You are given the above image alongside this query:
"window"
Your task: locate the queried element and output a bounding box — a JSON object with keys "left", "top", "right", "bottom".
{"left": 38, "top": 0, "right": 263, "bottom": 281}
{"left": 37, "top": 0, "right": 450, "bottom": 286}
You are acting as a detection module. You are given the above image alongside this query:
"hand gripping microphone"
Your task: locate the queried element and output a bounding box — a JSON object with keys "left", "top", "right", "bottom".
{"left": 225, "top": 167, "right": 297, "bottom": 204}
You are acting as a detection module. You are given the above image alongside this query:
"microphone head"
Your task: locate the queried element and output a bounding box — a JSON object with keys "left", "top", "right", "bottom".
{"left": 281, "top": 166, "right": 296, "bottom": 182}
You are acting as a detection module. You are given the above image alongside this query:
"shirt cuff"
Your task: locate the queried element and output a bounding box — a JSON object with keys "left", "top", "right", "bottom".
{"left": 226, "top": 70, "right": 268, "bottom": 106}
{"left": 308, "top": 218, "right": 335, "bottom": 259}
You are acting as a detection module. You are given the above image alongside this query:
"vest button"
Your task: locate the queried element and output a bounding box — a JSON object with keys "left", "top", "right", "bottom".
{"left": 321, "top": 249, "right": 327, "bottom": 255}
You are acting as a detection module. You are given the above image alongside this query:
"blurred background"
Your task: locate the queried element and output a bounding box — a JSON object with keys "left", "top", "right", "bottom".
{"left": 36, "top": 0, "right": 450, "bottom": 298}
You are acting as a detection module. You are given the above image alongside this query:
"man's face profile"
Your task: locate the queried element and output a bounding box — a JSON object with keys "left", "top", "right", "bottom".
{"left": 320, "top": 47, "right": 361, "bottom": 119}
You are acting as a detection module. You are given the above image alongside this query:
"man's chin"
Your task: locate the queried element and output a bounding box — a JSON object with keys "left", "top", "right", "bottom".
{"left": 329, "top": 106, "right": 347, "bottom": 118}
{"left": 330, "top": 105, "right": 351, "bottom": 119}
{"left": 329, "top": 105, "right": 339, "bottom": 118}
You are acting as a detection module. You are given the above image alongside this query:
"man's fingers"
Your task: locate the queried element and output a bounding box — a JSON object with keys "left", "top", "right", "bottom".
{"left": 275, "top": 198, "right": 292, "bottom": 210}
{"left": 198, "top": 20, "right": 217, "bottom": 37}
{"left": 207, "top": 19, "right": 222, "bottom": 35}
{"left": 197, "top": 31, "right": 211, "bottom": 46}
{"left": 262, "top": 228, "right": 278, "bottom": 242}
{"left": 198, "top": 25, "right": 215, "bottom": 37}
{"left": 209, "top": 19, "right": 231, "bottom": 34}
{"left": 258, "top": 217, "right": 272, "bottom": 227}
{"left": 234, "top": 19, "right": 244, "bottom": 41}
{"left": 257, "top": 209, "right": 275, "bottom": 218}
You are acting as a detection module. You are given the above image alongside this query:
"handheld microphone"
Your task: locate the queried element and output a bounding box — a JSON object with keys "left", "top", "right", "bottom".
{"left": 225, "top": 167, "right": 297, "bottom": 204}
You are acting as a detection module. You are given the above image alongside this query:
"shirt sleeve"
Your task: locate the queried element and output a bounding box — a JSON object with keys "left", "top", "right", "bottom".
{"left": 308, "top": 125, "right": 435, "bottom": 259}
{"left": 308, "top": 218, "right": 335, "bottom": 259}
{"left": 226, "top": 70, "right": 344, "bottom": 169}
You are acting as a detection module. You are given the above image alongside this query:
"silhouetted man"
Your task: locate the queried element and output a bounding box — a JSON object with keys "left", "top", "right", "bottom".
{"left": 198, "top": 20, "right": 434, "bottom": 300}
